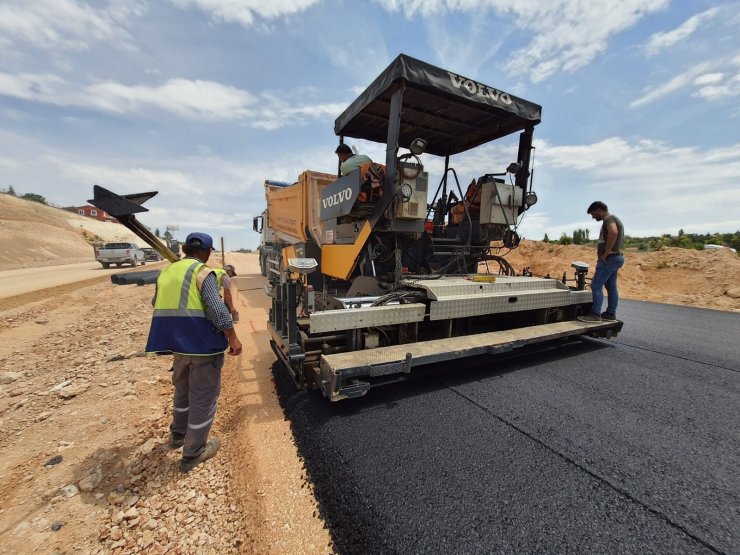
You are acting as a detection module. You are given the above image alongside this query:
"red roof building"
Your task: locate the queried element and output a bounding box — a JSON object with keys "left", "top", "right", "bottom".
{"left": 68, "top": 205, "right": 118, "bottom": 223}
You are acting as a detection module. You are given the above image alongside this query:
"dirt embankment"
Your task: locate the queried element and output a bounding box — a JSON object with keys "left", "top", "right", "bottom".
{"left": 496, "top": 240, "right": 740, "bottom": 312}
{"left": 0, "top": 194, "right": 142, "bottom": 270}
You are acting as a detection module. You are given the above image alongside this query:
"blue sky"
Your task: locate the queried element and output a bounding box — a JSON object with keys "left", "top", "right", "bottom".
{"left": 0, "top": 0, "right": 738, "bottom": 250}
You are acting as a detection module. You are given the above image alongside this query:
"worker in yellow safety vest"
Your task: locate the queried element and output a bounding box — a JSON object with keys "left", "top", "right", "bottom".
{"left": 145, "top": 232, "right": 242, "bottom": 473}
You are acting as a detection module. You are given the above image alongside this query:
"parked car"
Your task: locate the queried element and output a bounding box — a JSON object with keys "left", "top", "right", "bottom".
{"left": 141, "top": 247, "right": 163, "bottom": 261}
{"left": 95, "top": 242, "right": 145, "bottom": 268}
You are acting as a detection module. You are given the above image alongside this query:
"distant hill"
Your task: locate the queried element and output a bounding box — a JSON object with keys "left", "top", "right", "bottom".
{"left": 0, "top": 193, "right": 143, "bottom": 270}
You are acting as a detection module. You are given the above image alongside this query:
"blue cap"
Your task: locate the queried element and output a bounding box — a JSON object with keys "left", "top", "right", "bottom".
{"left": 184, "top": 232, "right": 214, "bottom": 251}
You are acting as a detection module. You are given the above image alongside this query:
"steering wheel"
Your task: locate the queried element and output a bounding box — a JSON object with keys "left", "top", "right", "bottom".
{"left": 397, "top": 153, "right": 423, "bottom": 180}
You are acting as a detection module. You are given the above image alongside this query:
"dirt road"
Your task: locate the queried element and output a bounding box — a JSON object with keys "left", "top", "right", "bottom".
{"left": 0, "top": 261, "right": 166, "bottom": 299}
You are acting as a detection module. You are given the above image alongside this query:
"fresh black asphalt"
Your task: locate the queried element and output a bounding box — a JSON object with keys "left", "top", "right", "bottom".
{"left": 274, "top": 299, "right": 740, "bottom": 554}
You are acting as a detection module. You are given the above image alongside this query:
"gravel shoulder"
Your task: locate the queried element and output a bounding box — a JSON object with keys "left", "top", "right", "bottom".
{"left": 0, "top": 253, "right": 332, "bottom": 554}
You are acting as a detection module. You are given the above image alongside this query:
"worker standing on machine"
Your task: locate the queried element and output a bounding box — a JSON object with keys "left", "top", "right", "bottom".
{"left": 578, "top": 201, "right": 625, "bottom": 322}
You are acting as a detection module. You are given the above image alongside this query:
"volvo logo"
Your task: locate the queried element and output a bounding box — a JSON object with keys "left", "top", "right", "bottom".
{"left": 322, "top": 187, "right": 353, "bottom": 208}
{"left": 448, "top": 72, "right": 512, "bottom": 105}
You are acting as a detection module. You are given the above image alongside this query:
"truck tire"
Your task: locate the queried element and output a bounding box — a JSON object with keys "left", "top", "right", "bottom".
{"left": 101, "top": 262, "right": 110, "bottom": 269}
{"left": 141, "top": 258, "right": 146, "bottom": 266}
{"left": 260, "top": 252, "right": 267, "bottom": 276}
{"left": 131, "top": 259, "right": 138, "bottom": 267}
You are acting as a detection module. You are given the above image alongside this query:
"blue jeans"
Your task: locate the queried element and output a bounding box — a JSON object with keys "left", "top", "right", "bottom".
{"left": 590, "top": 254, "right": 624, "bottom": 316}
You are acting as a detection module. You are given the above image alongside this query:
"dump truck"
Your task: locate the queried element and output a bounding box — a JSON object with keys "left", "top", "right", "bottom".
{"left": 261, "top": 54, "right": 623, "bottom": 401}
{"left": 252, "top": 180, "right": 292, "bottom": 277}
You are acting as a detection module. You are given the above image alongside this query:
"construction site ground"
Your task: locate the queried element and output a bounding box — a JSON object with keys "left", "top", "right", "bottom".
{"left": 0, "top": 194, "right": 738, "bottom": 553}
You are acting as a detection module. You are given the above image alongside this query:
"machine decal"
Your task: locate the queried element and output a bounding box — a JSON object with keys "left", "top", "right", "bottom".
{"left": 322, "top": 187, "right": 353, "bottom": 209}
{"left": 319, "top": 171, "right": 361, "bottom": 220}
{"left": 447, "top": 72, "right": 512, "bottom": 105}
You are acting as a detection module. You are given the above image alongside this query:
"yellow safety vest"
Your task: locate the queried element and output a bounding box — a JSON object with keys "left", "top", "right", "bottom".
{"left": 145, "top": 258, "right": 228, "bottom": 355}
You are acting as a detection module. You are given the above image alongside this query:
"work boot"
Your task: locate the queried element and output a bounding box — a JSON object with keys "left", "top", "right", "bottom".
{"left": 577, "top": 313, "right": 601, "bottom": 323}
{"left": 600, "top": 312, "right": 617, "bottom": 321}
{"left": 167, "top": 431, "right": 185, "bottom": 449}
{"left": 180, "top": 437, "right": 221, "bottom": 473}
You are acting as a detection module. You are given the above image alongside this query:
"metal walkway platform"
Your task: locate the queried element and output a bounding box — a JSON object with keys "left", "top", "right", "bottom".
{"left": 320, "top": 319, "right": 619, "bottom": 377}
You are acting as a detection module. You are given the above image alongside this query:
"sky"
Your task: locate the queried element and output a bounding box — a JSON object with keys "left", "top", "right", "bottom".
{"left": 0, "top": 0, "right": 738, "bottom": 250}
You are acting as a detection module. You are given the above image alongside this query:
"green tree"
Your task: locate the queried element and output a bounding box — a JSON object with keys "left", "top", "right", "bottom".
{"left": 21, "top": 193, "right": 46, "bottom": 204}
{"left": 572, "top": 228, "right": 590, "bottom": 245}
{"left": 558, "top": 232, "right": 572, "bottom": 245}
{"left": 164, "top": 230, "right": 173, "bottom": 241}
{"left": 678, "top": 228, "right": 684, "bottom": 236}
{"left": 7, "top": 185, "right": 17, "bottom": 196}
{"left": 155, "top": 227, "right": 161, "bottom": 237}
{"left": 543, "top": 233, "right": 550, "bottom": 243}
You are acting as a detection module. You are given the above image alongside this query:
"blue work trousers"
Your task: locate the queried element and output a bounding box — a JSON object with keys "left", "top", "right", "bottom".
{"left": 590, "top": 254, "right": 625, "bottom": 316}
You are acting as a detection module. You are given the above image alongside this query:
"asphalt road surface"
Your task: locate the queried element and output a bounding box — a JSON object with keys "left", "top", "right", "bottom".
{"left": 274, "top": 299, "right": 740, "bottom": 554}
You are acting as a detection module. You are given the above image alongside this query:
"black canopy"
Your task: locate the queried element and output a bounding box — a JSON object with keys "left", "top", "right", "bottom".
{"left": 334, "top": 54, "right": 542, "bottom": 157}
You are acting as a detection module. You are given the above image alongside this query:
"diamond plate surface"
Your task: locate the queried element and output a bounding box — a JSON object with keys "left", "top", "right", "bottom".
{"left": 310, "top": 303, "right": 426, "bottom": 333}
{"left": 568, "top": 290, "right": 593, "bottom": 303}
{"left": 429, "top": 289, "right": 579, "bottom": 320}
{"left": 404, "top": 275, "right": 567, "bottom": 300}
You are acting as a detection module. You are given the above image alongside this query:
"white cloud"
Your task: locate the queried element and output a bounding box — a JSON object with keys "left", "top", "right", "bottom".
{"left": 0, "top": 72, "right": 346, "bottom": 129}
{"left": 694, "top": 73, "right": 724, "bottom": 86}
{"left": 0, "top": 72, "right": 66, "bottom": 102}
{"left": 0, "top": 0, "right": 145, "bottom": 51}
{"left": 0, "top": 128, "right": 342, "bottom": 247}
{"left": 422, "top": 13, "right": 505, "bottom": 79}
{"left": 85, "top": 79, "right": 258, "bottom": 120}
{"left": 629, "top": 62, "right": 713, "bottom": 108}
{"left": 516, "top": 137, "right": 740, "bottom": 238}
{"left": 51, "top": 158, "right": 204, "bottom": 196}
{"left": 631, "top": 61, "right": 740, "bottom": 108}
{"left": 694, "top": 73, "right": 740, "bottom": 101}
{"left": 644, "top": 7, "right": 719, "bottom": 57}
{"left": 168, "top": 0, "right": 319, "bottom": 27}
{"left": 539, "top": 136, "right": 740, "bottom": 180}
{"left": 374, "top": 0, "right": 669, "bottom": 82}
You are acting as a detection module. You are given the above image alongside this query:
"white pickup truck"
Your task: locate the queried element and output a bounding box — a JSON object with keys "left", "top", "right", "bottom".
{"left": 95, "top": 242, "right": 146, "bottom": 268}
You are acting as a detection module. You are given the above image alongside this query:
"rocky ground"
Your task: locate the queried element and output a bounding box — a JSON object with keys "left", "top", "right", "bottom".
{"left": 0, "top": 255, "right": 332, "bottom": 554}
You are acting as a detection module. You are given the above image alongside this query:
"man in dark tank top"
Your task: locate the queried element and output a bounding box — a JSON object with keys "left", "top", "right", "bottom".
{"left": 577, "top": 201, "right": 625, "bottom": 322}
